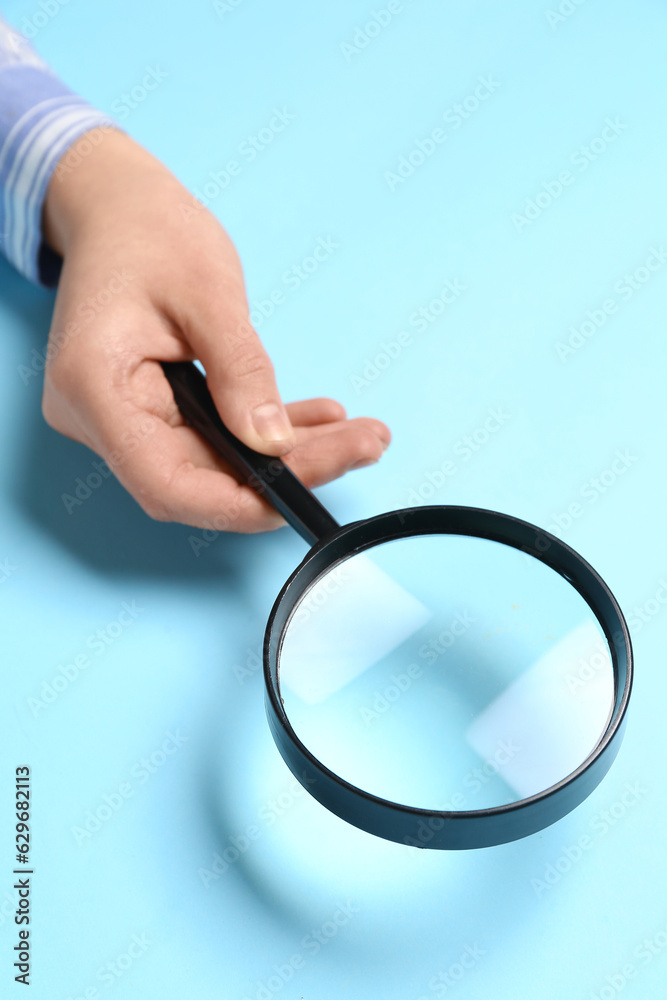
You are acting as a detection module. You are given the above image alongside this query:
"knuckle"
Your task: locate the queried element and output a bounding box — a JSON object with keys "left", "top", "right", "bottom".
{"left": 44, "top": 352, "right": 70, "bottom": 394}
{"left": 135, "top": 472, "right": 177, "bottom": 523}
{"left": 139, "top": 493, "right": 172, "bottom": 522}
{"left": 355, "top": 427, "right": 383, "bottom": 456}
{"left": 40, "top": 389, "right": 57, "bottom": 430}
{"left": 318, "top": 397, "right": 346, "bottom": 420}
{"left": 137, "top": 460, "right": 196, "bottom": 523}
{"left": 40, "top": 381, "right": 69, "bottom": 435}
{"left": 363, "top": 418, "right": 390, "bottom": 442}
{"left": 225, "top": 346, "right": 274, "bottom": 382}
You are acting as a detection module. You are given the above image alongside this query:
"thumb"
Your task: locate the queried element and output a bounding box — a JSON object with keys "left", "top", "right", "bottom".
{"left": 186, "top": 297, "right": 296, "bottom": 456}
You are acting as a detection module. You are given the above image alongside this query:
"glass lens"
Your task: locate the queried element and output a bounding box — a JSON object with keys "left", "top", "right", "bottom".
{"left": 278, "top": 534, "right": 614, "bottom": 812}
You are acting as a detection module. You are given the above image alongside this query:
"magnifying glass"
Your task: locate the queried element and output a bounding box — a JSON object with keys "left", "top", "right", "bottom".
{"left": 162, "top": 361, "right": 633, "bottom": 850}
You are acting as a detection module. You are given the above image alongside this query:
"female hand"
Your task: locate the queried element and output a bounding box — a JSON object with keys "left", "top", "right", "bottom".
{"left": 41, "top": 129, "right": 391, "bottom": 532}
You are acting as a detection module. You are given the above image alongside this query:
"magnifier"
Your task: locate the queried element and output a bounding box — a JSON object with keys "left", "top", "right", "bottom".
{"left": 162, "top": 361, "right": 633, "bottom": 850}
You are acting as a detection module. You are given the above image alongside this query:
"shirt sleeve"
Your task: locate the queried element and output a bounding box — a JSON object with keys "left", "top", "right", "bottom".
{"left": 0, "top": 16, "right": 117, "bottom": 287}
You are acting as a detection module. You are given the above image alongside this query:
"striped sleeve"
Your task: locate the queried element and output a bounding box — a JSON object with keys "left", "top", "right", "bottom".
{"left": 0, "top": 16, "right": 117, "bottom": 286}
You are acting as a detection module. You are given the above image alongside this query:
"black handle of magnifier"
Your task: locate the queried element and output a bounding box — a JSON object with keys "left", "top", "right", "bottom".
{"left": 161, "top": 361, "right": 340, "bottom": 546}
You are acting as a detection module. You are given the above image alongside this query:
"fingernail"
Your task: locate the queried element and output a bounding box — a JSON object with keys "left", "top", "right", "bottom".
{"left": 252, "top": 403, "right": 293, "bottom": 445}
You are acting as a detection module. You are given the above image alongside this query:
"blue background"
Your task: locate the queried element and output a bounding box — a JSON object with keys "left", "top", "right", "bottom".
{"left": 1, "top": 1, "right": 666, "bottom": 997}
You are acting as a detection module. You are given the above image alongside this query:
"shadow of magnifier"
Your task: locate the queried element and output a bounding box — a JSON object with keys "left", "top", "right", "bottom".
{"left": 162, "top": 361, "right": 633, "bottom": 851}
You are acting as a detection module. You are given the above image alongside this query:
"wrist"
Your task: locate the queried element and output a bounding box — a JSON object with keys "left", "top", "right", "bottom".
{"left": 42, "top": 129, "right": 172, "bottom": 257}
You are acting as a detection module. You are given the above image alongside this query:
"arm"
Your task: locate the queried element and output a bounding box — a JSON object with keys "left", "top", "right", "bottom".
{"left": 1, "top": 18, "right": 390, "bottom": 532}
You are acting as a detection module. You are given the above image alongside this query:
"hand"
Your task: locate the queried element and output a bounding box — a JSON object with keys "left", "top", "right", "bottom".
{"left": 41, "top": 130, "right": 391, "bottom": 532}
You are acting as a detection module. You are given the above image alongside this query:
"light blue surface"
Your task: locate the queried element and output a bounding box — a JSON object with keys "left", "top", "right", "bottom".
{"left": 1, "top": 1, "right": 666, "bottom": 997}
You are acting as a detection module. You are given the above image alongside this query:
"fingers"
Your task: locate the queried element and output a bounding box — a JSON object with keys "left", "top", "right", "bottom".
{"left": 93, "top": 399, "right": 389, "bottom": 531}
{"left": 281, "top": 424, "right": 389, "bottom": 487}
{"left": 96, "top": 407, "right": 388, "bottom": 531}
{"left": 97, "top": 407, "right": 286, "bottom": 532}
{"left": 44, "top": 325, "right": 393, "bottom": 531}
{"left": 291, "top": 413, "right": 391, "bottom": 452}
{"left": 39, "top": 144, "right": 397, "bottom": 536}
{"left": 285, "top": 397, "right": 347, "bottom": 427}
{"left": 172, "top": 271, "right": 297, "bottom": 456}
{"left": 44, "top": 352, "right": 282, "bottom": 532}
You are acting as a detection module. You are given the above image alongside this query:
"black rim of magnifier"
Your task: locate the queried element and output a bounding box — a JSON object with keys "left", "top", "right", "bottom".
{"left": 264, "top": 507, "right": 632, "bottom": 850}
{"left": 162, "top": 361, "right": 633, "bottom": 850}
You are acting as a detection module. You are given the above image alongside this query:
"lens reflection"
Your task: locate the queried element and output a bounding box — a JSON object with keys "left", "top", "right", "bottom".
{"left": 278, "top": 534, "right": 614, "bottom": 811}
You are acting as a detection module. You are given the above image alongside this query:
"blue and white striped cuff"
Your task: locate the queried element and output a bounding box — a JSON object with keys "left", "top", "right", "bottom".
{"left": 0, "top": 66, "right": 117, "bottom": 287}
